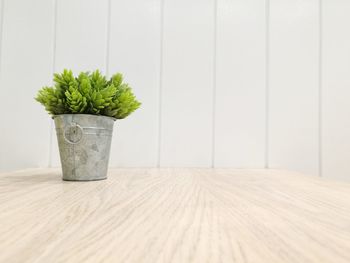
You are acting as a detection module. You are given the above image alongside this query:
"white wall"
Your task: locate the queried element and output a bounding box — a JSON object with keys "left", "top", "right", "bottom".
{"left": 269, "top": 0, "right": 320, "bottom": 176}
{"left": 0, "top": 0, "right": 54, "bottom": 171}
{"left": 215, "top": 0, "right": 266, "bottom": 168}
{"left": 0, "top": 0, "right": 349, "bottom": 181}
{"left": 322, "top": 0, "right": 350, "bottom": 181}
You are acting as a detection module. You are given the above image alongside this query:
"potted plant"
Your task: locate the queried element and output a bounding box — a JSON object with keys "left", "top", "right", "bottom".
{"left": 36, "top": 69, "right": 141, "bottom": 181}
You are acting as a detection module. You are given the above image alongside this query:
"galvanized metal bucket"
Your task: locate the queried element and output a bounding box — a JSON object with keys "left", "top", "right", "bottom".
{"left": 53, "top": 114, "right": 115, "bottom": 181}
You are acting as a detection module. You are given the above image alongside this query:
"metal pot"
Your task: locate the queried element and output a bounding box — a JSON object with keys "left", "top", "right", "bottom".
{"left": 53, "top": 114, "right": 115, "bottom": 181}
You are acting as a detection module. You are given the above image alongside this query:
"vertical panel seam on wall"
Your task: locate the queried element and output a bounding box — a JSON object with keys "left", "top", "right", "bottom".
{"left": 211, "top": 0, "right": 218, "bottom": 168}
{"left": 265, "top": 0, "right": 270, "bottom": 169}
{"left": 49, "top": 0, "right": 58, "bottom": 168}
{"left": 318, "top": 0, "right": 323, "bottom": 177}
{"left": 157, "top": 0, "right": 165, "bottom": 167}
{"left": 105, "top": 0, "right": 112, "bottom": 76}
{"left": 0, "top": 0, "right": 5, "bottom": 79}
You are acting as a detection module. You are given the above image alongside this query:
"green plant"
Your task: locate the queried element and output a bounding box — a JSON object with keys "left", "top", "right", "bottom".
{"left": 35, "top": 69, "right": 141, "bottom": 119}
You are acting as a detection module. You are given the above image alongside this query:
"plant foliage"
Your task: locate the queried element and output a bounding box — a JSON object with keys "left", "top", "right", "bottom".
{"left": 35, "top": 69, "right": 141, "bottom": 119}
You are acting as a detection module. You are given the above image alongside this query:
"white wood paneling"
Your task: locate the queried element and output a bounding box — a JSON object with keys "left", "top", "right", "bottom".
{"left": 269, "top": 0, "right": 320, "bottom": 175}
{"left": 0, "top": 0, "right": 3, "bottom": 83}
{"left": 54, "top": 0, "right": 108, "bottom": 72}
{"left": 160, "top": 0, "right": 215, "bottom": 167}
{"left": 0, "top": 0, "right": 54, "bottom": 171}
{"left": 51, "top": 0, "right": 109, "bottom": 166}
{"left": 108, "top": 0, "right": 160, "bottom": 167}
{"left": 322, "top": 0, "right": 350, "bottom": 181}
{"left": 2, "top": 169, "right": 350, "bottom": 262}
{"left": 1, "top": 0, "right": 350, "bottom": 179}
{"left": 0, "top": 0, "right": 3, "bottom": 66}
{"left": 215, "top": 0, "right": 266, "bottom": 167}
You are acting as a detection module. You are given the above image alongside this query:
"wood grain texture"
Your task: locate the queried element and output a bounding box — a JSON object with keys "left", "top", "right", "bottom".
{"left": 0, "top": 169, "right": 350, "bottom": 263}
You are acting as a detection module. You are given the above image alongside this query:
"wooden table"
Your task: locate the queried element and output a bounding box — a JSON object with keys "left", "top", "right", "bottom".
{"left": 0, "top": 169, "right": 350, "bottom": 263}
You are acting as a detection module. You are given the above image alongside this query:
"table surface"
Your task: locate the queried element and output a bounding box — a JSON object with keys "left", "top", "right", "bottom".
{"left": 0, "top": 168, "right": 350, "bottom": 263}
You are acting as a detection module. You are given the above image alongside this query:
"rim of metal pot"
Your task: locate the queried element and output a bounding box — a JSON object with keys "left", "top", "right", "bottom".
{"left": 52, "top": 114, "right": 117, "bottom": 121}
